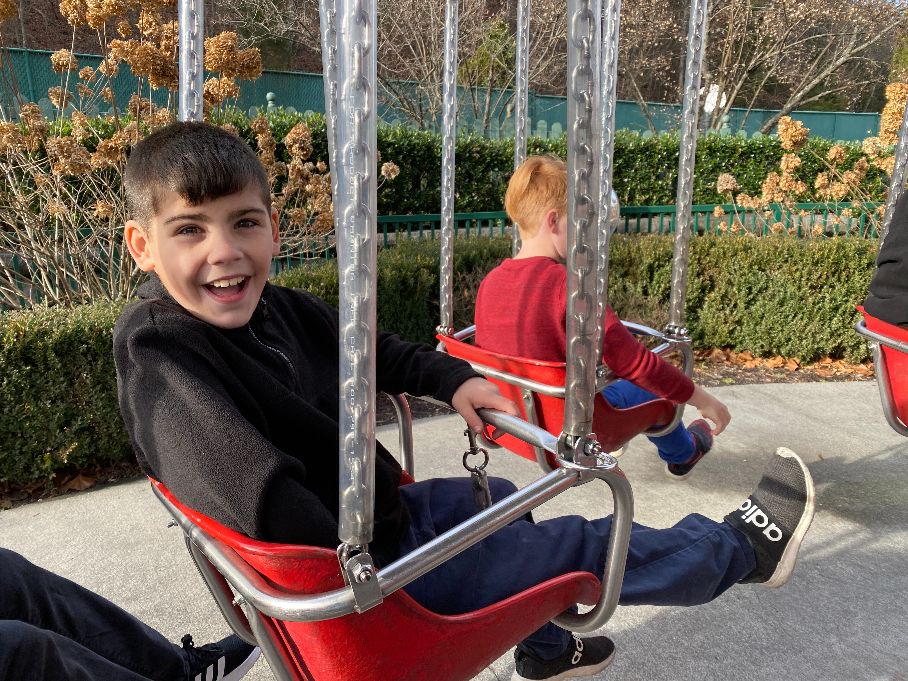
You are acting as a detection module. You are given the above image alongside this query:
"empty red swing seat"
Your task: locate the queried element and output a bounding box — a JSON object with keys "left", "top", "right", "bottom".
{"left": 438, "top": 334, "right": 676, "bottom": 466}
{"left": 150, "top": 479, "right": 601, "bottom": 681}
{"left": 858, "top": 306, "right": 908, "bottom": 435}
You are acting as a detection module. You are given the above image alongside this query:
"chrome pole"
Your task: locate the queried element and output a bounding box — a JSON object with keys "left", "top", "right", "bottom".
{"left": 594, "top": 0, "right": 621, "bottom": 362}
{"left": 879, "top": 98, "right": 908, "bottom": 244}
{"left": 561, "top": 0, "right": 602, "bottom": 454}
{"left": 666, "top": 0, "right": 708, "bottom": 336}
{"left": 319, "top": 0, "right": 340, "bottom": 207}
{"left": 334, "top": 0, "right": 378, "bottom": 547}
{"left": 512, "top": 0, "right": 531, "bottom": 255}
{"left": 437, "top": 0, "right": 459, "bottom": 335}
{"left": 177, "top": 0, "right": 204, "bottom": 122}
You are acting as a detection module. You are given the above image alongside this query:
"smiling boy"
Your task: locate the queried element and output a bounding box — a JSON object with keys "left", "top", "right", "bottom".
{"left": 115, "top": 123, "right": 817, "bottom": 681}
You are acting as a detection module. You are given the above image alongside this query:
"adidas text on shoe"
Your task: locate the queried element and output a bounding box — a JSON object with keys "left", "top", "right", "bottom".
{"left": 512, "top": 634, "right": 616, "bottom": 681}
{"left": 725, "top": 446, "right": 815, "bottom": 588}
{"left": 182, "top": 633, "right": 261, "bottom": 681}
{"left": 665, "top": 419, "right": 714, "bottom": 480}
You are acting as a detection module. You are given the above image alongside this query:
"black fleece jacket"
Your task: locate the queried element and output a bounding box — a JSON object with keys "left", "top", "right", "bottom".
{"left": 113, "top": 276, "right": 479, "bottom": 553}
{"left": 866, "top": 192, "right": 908, "bottom": 327}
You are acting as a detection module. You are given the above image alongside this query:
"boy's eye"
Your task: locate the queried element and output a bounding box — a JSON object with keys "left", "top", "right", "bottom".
{"left": 177, "top": 225, "right": 201, "bottom": 235}
{"left": 237, "top": 219, "right": 258, "bottom": 229}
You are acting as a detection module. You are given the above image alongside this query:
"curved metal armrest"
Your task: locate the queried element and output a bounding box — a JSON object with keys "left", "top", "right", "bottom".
{"left": 385, "top": 393, "right": 415, "bottom": 476}
{"left": 855, "top": 320, "right": 908, "bottom": 436}
{"left": 479, "top": 410, "right": 633, "bottom": 633}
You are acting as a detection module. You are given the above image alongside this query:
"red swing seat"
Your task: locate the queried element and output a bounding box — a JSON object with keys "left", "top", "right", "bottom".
{"left": 858, "top": 306, "right": 908, "bottom": 435}
{"left": 150, "top": 479, "right": 601, "bottom": 681}
{"left": 438, "top": 334, "right": 676, "bottom": 466}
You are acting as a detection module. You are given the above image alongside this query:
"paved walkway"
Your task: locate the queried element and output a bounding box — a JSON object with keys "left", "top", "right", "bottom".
{"left": 1, "top": 381, "right": 906, "bottom": 681}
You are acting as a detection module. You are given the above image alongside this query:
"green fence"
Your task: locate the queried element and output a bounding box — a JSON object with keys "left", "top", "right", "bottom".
{"left": 1, "top": 47, "right": 882, "bottom": 141}
{"left": 620, "top": 202, "right": 882, "bottom": 238}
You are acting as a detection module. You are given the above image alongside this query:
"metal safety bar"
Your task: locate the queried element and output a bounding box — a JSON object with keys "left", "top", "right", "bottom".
{"left": 855, "top": 319, "right": 908, "bottom": 436}
{"left": 386, "top": 393, "right": 415, "bottom": 476}
{"left": 444, "top": 324, "right": 693, "bottom": 436}
{"left": 879, "top": 92, "right": 908, "bottom": 244}
{"left": 153, "top": 408, "right": 633, "bottom": 634}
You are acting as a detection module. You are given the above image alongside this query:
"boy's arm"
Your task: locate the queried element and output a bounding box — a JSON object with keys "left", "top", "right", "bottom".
{"left": 116, "top": 323, "right": 340, "bottom": 546}
{"left": 601, "top": 307, "right": 695, "bottom": 403}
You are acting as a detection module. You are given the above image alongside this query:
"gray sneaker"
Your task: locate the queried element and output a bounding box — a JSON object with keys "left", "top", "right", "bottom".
{"left": 725, "top": 447, "right": 816, "bottom": 588}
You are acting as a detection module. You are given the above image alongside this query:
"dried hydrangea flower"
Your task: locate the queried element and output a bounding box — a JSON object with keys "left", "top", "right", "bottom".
{"left": 380, "top": 161, "right": 400, "bottom": 181}
{"left": 779, "top": 153, "right": 801, "bottom": 173}
{"left": 79, "top": 66, "right": 97, "bottom": 82}
{"left": 715, "top": 172, "right": 738, "bottom": 194}
{"left": 59, "top": 0, "right": 87, "bottom": 26}
{"left": 826, "top": 144, "right": 847, "bottom": 166}
{"left": 46, "top": 136, "right": 92, "bottom": 176}
{"left": 50, "top": 49, "right": 78, "bottom": 73}
{"left": 777, "top": 116, "right": 808, "bottom": 152}
{"left": 48, "top": 86, "right": 72, "bottom": 109}
{"left": 93, "top": 200, "right": 114, "bottom": 218}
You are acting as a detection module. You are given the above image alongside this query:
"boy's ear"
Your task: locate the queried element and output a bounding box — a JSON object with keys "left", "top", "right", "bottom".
{"left": 270, "top": 208, "right": 280, "bottom": 256}
{"left": 124, "top": 220, "right": 156, "bottom": 272}
{"left": 544, "top": 208, "right": 562, "bottom": 234}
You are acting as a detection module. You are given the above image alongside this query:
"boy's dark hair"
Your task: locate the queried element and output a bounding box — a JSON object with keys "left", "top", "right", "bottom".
{"left": 123, "top": 122, "right": 270, "bottom": 225}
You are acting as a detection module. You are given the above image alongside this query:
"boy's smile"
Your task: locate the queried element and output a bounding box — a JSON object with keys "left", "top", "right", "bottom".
{"left": 125, "top": 186, "right": 280, "bottom": 328}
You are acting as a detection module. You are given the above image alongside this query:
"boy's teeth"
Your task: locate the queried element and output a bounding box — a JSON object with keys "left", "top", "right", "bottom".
{"left": 211, "top": 277, "right": 244, "bottom": 288}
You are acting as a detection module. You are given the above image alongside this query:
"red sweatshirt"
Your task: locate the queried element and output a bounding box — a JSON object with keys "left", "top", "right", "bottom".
{"left": 474, "top": 256, "right": 694, "bottom": 404}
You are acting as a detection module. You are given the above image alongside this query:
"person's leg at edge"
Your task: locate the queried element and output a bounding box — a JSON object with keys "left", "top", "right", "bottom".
{"left": 396, "top": 449, "right": 813, "bottom": 672}
{"left": 602, "top": 380, "right": 696, "bottom": 464}
{"left": 396, "top": 479, "right": 753, "bottom": 658}
{"left": 0, "top": 620, "right": 158, "bottom": 681}
{"left": 0, "top": 548, "right": 187, "bottom": 681}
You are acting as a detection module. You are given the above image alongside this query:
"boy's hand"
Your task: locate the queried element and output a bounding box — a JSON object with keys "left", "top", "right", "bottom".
{"left": 451, "top": 377, "right": 519, "bottom": 434}
{"left": 688, "top": 385, "right": 731, "bottom": 435}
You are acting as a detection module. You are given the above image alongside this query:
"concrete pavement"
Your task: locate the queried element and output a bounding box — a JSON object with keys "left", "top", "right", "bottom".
{"left": 1, "top": 381, "right": 906, "bottom": 681}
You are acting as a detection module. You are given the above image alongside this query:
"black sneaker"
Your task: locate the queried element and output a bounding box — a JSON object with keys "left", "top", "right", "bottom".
{"left": 724, "top": 447, "right": 816, "bottom": 588}
{"left": 512, "top": 634, "right": 616, "bottom": 680}
{"left": 665, "top": 419, "right": 713, "bottom": 480}
{"left": 182, "top": 633, "right": 260, "bottom": 681}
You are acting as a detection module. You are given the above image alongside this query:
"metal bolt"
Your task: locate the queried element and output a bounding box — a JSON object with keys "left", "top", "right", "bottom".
{"left": 351, "top": 564, "right": 373, "bottom": 583}
{"left": 233, "top": 595, "right": 246, "bottom": 606}
{"left": 167, "top": 519, "right": 177, "bottom": 528}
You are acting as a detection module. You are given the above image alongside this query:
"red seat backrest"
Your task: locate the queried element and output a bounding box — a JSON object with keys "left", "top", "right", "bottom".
{"left": 439, "top": 335, "right": 676, "bottom": 463}
{"left": 860, "top": 307, "right": 908, "bottom": 426}
{"left": 150, "top": 480, "right": 600, "bottom": 681}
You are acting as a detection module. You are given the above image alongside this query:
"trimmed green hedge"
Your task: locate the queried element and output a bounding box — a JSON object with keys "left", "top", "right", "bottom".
{"left": 38, "top": 109, "right": 887, "bottom": 219}
{"left": 0, "top": 234, "right": 876, "bottom": 486}
{"left": 227, "top": 111, "right": 886, "bottom": 211}
{"left": 0, "top": 301, "right": 129, "bottom": 485}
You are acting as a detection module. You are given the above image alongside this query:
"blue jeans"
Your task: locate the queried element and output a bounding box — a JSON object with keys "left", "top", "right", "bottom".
{"left": 603, "top": 380, "right": 695, "bottom": 464}
{"left": 394, "top": 477, "right": 755, "bottom": 660}
{"left": 0, "top": 548, "right": 188, "bottom": 681}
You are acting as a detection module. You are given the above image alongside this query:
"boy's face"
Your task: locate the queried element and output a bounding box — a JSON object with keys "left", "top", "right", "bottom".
{"left": 125, "top": 185, "right": 280, "bottom": 329}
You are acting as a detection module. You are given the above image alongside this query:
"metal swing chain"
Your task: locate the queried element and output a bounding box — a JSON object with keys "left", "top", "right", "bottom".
{"left": 666, "top": 0, "right": 709, "bottom": 339}
{"left": 319, "top": 0, "right": 341, "bottom": 209}
{"left": 595, "top": 0, "right": 622, "bottom": 364}
{"left": 879, "top": 96, "right": 908, "bottom": 245}
{"left": 178, "top": 0, "right": 204, "bottom": 122}
{"left": 511, "top": 0, "right": 531, "bottom": 256}
{"left": 335, "top": 0, "right": 378, "bottom": 550}
{"left": 462, "top": 429, "right": 492, "bottom": 510}
{"left": 561, "top": 0, "right": 602, "bottom": 457}
{"left": 437, "top": 0, "right": 460, "bottom": 337}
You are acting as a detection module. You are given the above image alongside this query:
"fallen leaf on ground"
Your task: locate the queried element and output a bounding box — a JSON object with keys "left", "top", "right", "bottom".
{"left": 59, "top": 474, "right": 96, "bottom": 492}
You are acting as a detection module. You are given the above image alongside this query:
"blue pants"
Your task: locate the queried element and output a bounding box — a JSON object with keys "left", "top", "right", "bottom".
{"left": 603, "top": 380, "right": 695, "bottom": 464}
{"left": 396, "top": 477, "right": 755, "bottom": 660}
{"left": 0, "top": 548, "right": 187, "bottom": 681}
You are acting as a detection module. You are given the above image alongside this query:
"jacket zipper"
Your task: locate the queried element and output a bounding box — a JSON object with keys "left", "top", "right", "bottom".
{"left": 249, "top": 322, "right": 296, "bottom": 378}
